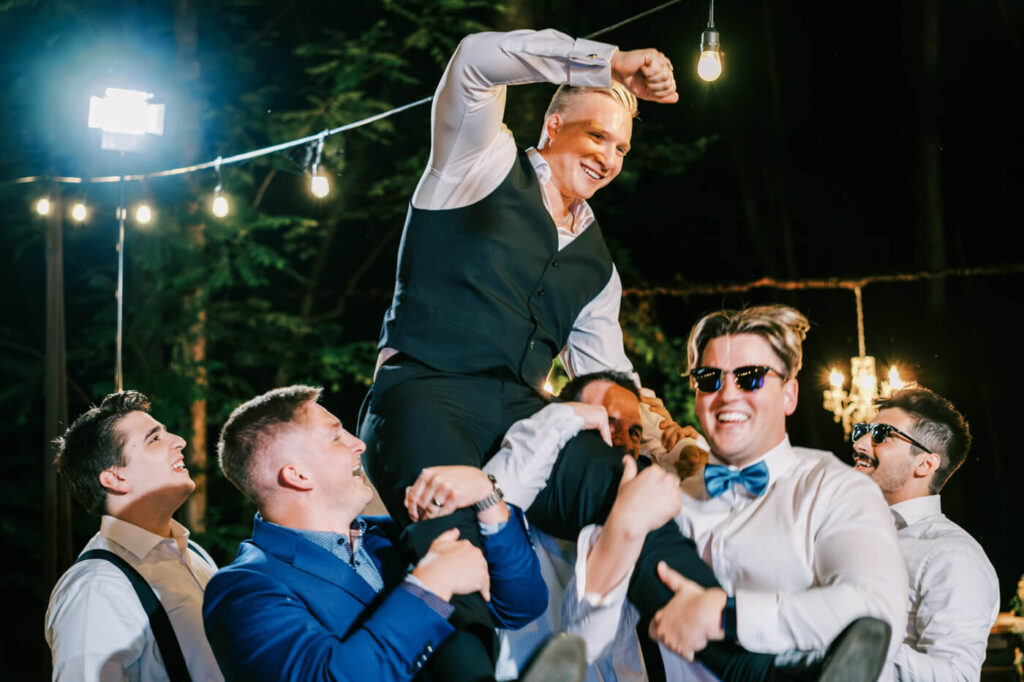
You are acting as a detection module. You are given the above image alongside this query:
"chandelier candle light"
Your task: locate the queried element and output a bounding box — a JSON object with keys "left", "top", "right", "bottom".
{"left": 822, "top": 286, "right": 909, "bottom": 438}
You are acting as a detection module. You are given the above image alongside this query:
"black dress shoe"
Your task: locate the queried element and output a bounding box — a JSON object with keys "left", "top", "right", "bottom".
{"left": 520, "top": 633, "right": 587, "bottom": 682}
{"left": 774, "top": 617, "right": 892, "bottom": 682}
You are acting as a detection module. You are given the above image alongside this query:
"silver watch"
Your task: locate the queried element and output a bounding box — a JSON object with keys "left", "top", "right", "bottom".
{"left": 472, "top": 474, "right": 504, "bottom": 512}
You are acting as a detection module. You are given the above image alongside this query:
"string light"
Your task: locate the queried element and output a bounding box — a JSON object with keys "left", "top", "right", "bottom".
{"left": 210, "top": 156, "right": 229, "bottom": 218}
{"left": 35, "top": 197, "right": 52, "bottom": 216}
{"left": 697, "top": 0, "right": 723, "bottom": 82}
{"left": 70, "top": 202, "right": 88, "bottom": 222}
{"left": 308, "top": 131, "right": 330, "bottom": 198}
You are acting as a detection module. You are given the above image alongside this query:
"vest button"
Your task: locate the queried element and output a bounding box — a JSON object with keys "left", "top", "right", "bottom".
{"left": 537, "top": 288, "right": 545, "bottom": 297}
{"left": 529, "top": 340, "right": 536, "bottom": 350}
{"left": 551, "top": 259, "right": 560, "bottom": 268}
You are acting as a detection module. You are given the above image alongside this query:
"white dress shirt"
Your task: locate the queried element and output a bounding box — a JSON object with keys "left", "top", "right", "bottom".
{"left": 485, "top": 403, "right": 645, "bottom": 681}
{"left": 45, "top": 516, "right": 222, "bottom": 682}
{"left": 660, "top": 437, "right": 908, "bottom": 681}
{"left": 378, "top": 29, "right": 633, "bottom": 379}
{"left": 890, "top": 495, "right": 999, "bottom": 682}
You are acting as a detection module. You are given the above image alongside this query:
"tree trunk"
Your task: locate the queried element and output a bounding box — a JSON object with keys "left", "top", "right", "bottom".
{"left": 175, "top": 0, "right": 208, "bottom": 531}
{"left": 44, "top": 183, "right": 73, "bottom": 590}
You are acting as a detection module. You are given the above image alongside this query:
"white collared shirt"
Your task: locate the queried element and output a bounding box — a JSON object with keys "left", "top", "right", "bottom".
{"left": 889, "top": 495, "right": 999, "bottom": 681}
{"left": 485, "top": 403, "right": 644, "bottom": 681}
{"left": 562, "top": 436, "right": 908, "bottom": 681}
{"left": 379, "top": 29, "right": 633, "bottom": 380}
{"left": 45, "top": 515, "right": 222, "bottom": 682}
{"left": 658, "top": 437, "right": 908, "bottom": 680}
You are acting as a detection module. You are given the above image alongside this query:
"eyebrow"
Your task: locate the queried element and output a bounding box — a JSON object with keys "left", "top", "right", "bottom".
{"left": 144, "top": 424, "right": 164, "bottom": 441}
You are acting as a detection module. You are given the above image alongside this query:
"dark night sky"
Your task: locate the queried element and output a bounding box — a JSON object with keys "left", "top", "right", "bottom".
{"left": 2, "top": 0, "right": 1023, "bottom": 675}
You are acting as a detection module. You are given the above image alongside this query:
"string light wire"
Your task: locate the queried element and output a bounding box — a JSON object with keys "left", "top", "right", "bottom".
{"left": 1, "top": 0, "right": 686, "bottom": 189}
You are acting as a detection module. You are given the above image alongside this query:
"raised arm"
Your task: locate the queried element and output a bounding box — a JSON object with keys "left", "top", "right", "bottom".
{"left": 415, "top": 29, "right": 616, "bottom": 209}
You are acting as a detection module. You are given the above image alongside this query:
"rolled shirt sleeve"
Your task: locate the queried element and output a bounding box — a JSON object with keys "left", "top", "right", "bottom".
{"left": 484, "top": 403, "right": 585, "bottom": 510}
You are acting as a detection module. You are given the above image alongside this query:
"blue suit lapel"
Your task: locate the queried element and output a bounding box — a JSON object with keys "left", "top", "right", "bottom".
{"left": 251, "top": 515, "right": 379, "bottom": 605}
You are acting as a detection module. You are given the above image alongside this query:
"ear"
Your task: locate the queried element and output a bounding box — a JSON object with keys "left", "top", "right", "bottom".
{"left": 783, "top": 378, "right": 799, "bottom": 416}
{"left": 914, "top": 452, "right": 941, "bottom": 479}
{"left": 99, "top": 467, "right": 131, "bottom": 495}
{"left": 279, "top": 463, "right": 314, "bottom": 492}
{"left": 543, "top": 113, "right": 562, "bottom": 146}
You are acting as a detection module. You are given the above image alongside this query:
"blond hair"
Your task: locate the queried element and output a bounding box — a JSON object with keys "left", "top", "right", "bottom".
{"left": 538, "top": 82, "right": 638, "bottom": 147}
{"left": 686, "top": 305, "right": 811, "bottom": 378}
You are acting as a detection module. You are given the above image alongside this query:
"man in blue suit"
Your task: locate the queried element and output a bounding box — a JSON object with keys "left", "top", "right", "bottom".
{"left": 203, "top": 385, "right": 550, "bottom": 681}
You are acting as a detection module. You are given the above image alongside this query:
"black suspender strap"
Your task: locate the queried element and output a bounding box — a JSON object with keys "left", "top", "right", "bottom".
{"left": 77, "top": 549, "right": 192, "bottom": 682}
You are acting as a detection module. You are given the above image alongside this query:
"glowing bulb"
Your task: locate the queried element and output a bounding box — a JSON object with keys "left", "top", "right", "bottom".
{"left": 135, "top": 203, "right": 153, "bottom": 224}
{"left": 698, "top": 25, "right": 723, "bottom": 82}
{"left": 35, "top": 198, "right": 51, "bottom": 216}
{"left": 310, "top": 172, "right": 330, "bottom": 198}
{"left": 829, "top": 369, "right": 844, "bottom": 389}
{"left": 543, "top": 381, "right": 554, "bottom": 394}
{"left": 697, "top": 50, "right": 723, "bottom": 81}
{"left": 211, "top": 194, "right": 229, "bottom": 218}
{"left": 888, "top": 366, "right": 905, "bottom": 391}
{"left": 70, "top": 202, "right": 88, "bottom": 222}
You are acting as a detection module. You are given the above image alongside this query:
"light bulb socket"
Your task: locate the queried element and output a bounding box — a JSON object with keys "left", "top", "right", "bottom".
{"left": 700, "top": 26, "right": 721, "bottom": 52}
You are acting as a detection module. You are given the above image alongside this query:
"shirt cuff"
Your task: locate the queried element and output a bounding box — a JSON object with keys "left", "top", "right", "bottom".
{"left": 402, "top": 577, "right": 456, "bottom": 620}
{"left": 478, "top": 518, "right": 508, "bottom": 536}
{"left": 574, "top": 525, "right": 633, "bottom": 607}
{"left": 567, "top": 38, "right": 617, "bottom": 87}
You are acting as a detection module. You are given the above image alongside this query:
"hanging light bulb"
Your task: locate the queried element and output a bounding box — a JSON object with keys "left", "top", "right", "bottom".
{"left": 310, "top": 171, "right": 330, "bottom": 198}
{"left": 35, "top": 197, "right": 52, "bottom": 216}
{"left": 135, "top": 203, "right": 153, "bottom": 224}
{"left": 829, "top": 368, "right": 845, "bottom": 389}
{"left": 697, "top": 0, "right": 723, "bottom": 82}
{"left": 211, "top": 192, "right": 229, "bottom": 218}
{"left": 70, "top": 202, "right": 88, "bottom": 222}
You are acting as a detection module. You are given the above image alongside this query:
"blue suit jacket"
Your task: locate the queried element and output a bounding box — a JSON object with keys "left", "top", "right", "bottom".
{"left": 204, "top": 511, "right": 545, "bottom": 682}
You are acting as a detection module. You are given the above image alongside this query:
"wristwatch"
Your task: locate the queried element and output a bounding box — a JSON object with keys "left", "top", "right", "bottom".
{"left": 472, "top": 474, "right": 504, "bottom": 512}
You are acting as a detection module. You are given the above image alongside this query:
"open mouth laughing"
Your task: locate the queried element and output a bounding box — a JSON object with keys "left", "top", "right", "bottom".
{"left": 852, "top": 452, "right": 877, "bottom": 472}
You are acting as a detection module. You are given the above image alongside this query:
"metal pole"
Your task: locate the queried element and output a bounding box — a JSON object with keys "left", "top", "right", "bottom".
{"left": 115, "top": 175, "right": 125, "bottom": 391}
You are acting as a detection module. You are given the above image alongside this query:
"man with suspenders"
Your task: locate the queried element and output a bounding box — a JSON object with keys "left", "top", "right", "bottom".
{"left": 45, "top": 391, "right": 221, "bottom": 682}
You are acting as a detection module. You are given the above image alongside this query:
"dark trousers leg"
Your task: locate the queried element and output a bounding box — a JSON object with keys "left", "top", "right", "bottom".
{"left": 358, "top": 364, "right": 545, "bottom": 681}
{"left": 526, "top": 430, "right": 775, "bottom": 682}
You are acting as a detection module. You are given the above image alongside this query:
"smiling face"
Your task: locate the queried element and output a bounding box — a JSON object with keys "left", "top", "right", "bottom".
{"left": 293, "top": 402, "right": 372, "bottom": 512}
{"left": 580, "top": 380, "right": 643, "bottom": 457}
{"left": 112, "top": 410, "right": 194, "bottom": 508}
{"left": 852, "top": 407, "right": 931, "bottom": 504}
{"left": 695, "top": 334, "right": 798, "bottom": 467}
{"left": 540, "top": 91, "right": 632, "bottom": 206}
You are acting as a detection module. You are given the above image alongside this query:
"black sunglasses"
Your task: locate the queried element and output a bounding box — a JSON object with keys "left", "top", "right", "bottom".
{"left": 690, "top": 365, "right": 785, "bottom": 393}
{"left": 851, "top": 422, "right": 931, "bottom": 452}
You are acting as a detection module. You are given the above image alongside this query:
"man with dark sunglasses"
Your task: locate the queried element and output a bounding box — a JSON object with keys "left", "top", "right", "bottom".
{"left": 852, "top": 387, "right": 998, "bottom": 681}
{"left": 635, "top": 304, "right": 908, "bottom": 680}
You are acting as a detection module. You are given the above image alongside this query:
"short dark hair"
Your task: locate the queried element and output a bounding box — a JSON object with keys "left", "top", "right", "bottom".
{"left": 54, "top": 391, "right": 152, "bottom": 516}
{"left": 875, "top": 386, "right": 972, "bottom": 494}
{"left": 218, "top": 385, "right": 322, "bottom": 504}
{"left": 560, "top": 371, "right": 639, "bottom": 402}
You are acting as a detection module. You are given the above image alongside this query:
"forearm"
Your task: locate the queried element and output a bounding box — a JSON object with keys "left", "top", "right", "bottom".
{"left": 481, "top": 506, "right": 548, "bottom": 628}
{"left": 564, "top": 524, "right": 637, "bottom": 663}
{"left": 483, "top": 403, "right": 583, "bottom": 509}
{"left": 584, "top": 515, "right": 646, "bottom": 597}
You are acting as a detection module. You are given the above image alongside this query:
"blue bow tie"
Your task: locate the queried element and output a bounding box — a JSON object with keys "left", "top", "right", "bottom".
{"left": 704, "top": 460, "right": 770, "bottom": 498}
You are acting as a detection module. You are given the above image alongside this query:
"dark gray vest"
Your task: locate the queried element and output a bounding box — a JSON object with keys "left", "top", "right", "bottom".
{"left": 379, "top": 149, "right": 614, "bottom": 388}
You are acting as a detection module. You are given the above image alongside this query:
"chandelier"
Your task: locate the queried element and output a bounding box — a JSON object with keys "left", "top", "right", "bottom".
{"left": 822, "top": 286, "right": 910, "bottom": 439}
